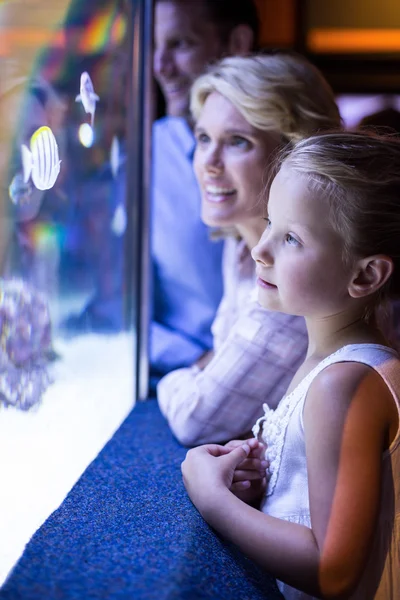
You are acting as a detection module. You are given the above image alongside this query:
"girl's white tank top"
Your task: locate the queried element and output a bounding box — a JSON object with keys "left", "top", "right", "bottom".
{"left": 253, "top": 344, "right": 400, "bottom": 600}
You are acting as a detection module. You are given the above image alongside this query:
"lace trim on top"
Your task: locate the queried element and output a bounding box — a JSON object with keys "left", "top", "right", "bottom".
{"left": 252, "top": 344, "right": 397, "bottom": 497}
{"left": 252, "top": 378, "right": 309, "bottom": 498}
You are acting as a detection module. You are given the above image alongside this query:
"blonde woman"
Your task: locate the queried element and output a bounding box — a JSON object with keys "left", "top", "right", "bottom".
{"left": 157, "top": 52, "right": 341, "bottom": 446}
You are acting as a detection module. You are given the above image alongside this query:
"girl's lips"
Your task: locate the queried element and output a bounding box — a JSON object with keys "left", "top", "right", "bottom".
{"left": 257, "top": 277, "right": 277, "bottom": 289}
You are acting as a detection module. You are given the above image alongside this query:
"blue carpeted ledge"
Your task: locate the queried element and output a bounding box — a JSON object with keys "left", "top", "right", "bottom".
{"left": 0, "top": 399, "right": 283, "bottom": 600}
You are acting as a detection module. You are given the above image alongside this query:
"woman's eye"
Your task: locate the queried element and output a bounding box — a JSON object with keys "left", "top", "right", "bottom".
{"left": 285, "top": 233, "right": 299, "bottom": 246}
{"left": 196, "top": 133, "right": 210, "bottom": 144}
{"left": 230, "top": 136, "right": 250, "bottom": 149}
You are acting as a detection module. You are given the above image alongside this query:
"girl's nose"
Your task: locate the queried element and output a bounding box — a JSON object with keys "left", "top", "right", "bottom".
{"left": 251, "top": 232, "right": 273, "bottom": 266}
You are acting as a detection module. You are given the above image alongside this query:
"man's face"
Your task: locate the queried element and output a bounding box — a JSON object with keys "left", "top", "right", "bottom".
{"left": 153, "top": 1, "right": 225, "bottom": 117}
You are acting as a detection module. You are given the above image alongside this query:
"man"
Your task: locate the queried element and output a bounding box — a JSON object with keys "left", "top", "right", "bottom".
{"left": 150, "top": 0, "right": 259, "bottom": 383}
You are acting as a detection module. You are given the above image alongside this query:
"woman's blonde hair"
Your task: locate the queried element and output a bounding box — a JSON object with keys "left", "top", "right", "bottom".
{"left": 280, "top": 131, "right": 400, "bottom": 304}
{"left": 190, "top": 52, "right": 341, "bottom": 143}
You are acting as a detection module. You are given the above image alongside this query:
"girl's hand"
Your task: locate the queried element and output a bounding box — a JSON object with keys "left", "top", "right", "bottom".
{"left": 181, "top": 443, "right": 251, "bottom": 514}
{"left": 225, "top": 438, "right": 268, "bottom": 506}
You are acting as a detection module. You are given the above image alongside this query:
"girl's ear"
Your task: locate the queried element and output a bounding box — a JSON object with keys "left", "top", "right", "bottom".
{"left": 349, "top": 255, "right": 394, "bottom": 299}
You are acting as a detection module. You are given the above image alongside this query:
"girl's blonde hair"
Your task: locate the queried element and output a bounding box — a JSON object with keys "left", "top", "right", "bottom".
{"left": 190, "top": 52, "right": 341, "bottom": 143}
{"left": 281, "top": 131, "right": 400, "bottom": 302}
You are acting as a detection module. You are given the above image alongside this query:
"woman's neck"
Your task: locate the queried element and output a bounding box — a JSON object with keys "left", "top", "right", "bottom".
{"left": 235, "top": 218, "right": 266, "bottom": 251}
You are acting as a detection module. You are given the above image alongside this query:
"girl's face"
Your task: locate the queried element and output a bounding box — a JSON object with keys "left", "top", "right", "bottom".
{"left": 193, "top": 92, "right": 280, "bottom": 229}
{"left": 252, "top": 163, "right": 356, "bottom": 319}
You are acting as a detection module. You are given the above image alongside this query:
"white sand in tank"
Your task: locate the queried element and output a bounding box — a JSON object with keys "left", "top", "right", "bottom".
{"left": 0, "top": 332, "right": 136, "bottom": 587}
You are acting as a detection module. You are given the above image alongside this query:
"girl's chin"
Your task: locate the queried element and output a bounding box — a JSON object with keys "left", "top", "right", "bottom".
{"left": 257, "top": 290, "right": 279, "bottom": 311}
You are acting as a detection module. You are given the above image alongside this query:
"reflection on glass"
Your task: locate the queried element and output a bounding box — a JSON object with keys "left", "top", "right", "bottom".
{"left": 0, "top": 0, "right": 137, "bottom": 585}
{"left": 336, "top": 94, "right": 400, "bottom": 129}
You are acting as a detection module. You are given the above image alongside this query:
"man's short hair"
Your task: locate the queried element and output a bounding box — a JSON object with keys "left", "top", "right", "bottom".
{"left": 156, "top": 0, "right": 260, "bottom": 49}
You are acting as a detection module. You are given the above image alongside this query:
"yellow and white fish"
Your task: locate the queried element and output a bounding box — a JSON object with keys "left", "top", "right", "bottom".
{"left": 75, "top": 71, "right": 99, "bottom": 128}
{"left": 21, "top": 126, "right": 61, "bottom": 191}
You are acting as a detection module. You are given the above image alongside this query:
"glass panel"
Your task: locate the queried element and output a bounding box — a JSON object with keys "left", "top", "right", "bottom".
{"left": 0, "top": 0, "right": 151, "bottom": 584}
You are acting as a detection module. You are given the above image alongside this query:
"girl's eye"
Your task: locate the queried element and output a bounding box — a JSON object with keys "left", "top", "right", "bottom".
{"left": 285, "top": 233, "right": 300, "bottom": 246}
{"left": 263, "top": 217, "right": 271, "bottom": 228}
{"left": 230, "top": 136, "right": 250, "bottom": 149}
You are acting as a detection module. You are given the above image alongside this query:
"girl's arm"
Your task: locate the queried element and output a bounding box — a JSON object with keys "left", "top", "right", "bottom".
{"left": 303, "top": 361, "right": 394, "bottom": 597}
{"left": 182, "top": 362, "right": 393, "bottom": 599}
{"left": 182, "top": 445, "right": 322, "bottom": 595}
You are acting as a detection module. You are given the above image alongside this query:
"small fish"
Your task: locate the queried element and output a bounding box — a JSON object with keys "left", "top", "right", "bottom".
{"left": 110, "top": 135, "right": 120, "bottom": 178}
{"left": 111, "top": 203, "right": 127, "bottom": 237}
{"left": 8, "top": 173, "right": 33, "bottom": 206}
{"left": 75, "top": 71, "right": 99, "bottom": 128}
{"left": 21, "top": 126, "right": 61, "bottom": 191}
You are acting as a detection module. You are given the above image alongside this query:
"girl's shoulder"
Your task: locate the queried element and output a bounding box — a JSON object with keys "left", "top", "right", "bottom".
{"left": 304, "top": 343, "right": 400, "bottom": 407}
{"left": 304, "top": 357, "right": 399, "bottom": 450}
{"left": 307, "top": 359, "right": 386, "bottom": 403}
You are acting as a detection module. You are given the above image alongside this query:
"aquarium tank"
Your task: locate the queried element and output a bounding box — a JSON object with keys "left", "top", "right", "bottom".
{"left": 0, "top": 0, "right": 152, "bottom": 584}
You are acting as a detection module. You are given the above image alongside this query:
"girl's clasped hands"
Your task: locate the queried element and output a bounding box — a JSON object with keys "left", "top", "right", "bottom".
{"left": 182, "top": 438, "right": 268, "bottom": 514}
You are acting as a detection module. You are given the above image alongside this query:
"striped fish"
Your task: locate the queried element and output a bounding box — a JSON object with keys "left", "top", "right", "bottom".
{"left": 21, "top": 126, "right": 61, "bottom": 191}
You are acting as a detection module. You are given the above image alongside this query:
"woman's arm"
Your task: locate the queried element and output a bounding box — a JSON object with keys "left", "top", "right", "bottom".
{"left": 182, "top": 362, "right": 392, "bottom": 598}
{"left": 157, "top": 306, "right": 307, "bottom": 446}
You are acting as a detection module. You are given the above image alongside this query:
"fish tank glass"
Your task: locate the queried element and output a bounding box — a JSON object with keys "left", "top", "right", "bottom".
{"left": 0, "top": 0, "right": 151, "bottom": 584}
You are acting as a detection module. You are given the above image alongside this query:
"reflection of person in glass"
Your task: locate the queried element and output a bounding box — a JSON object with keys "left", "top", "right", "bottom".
{"left": 4, "top": 78, "right": 67, "bottom": 304}
{"left": 157, "top": 53, "right": 341, "bottom": 445}
{"left": 0, "top": 78, "right": 62, "bottom": 409}
{"left": 150, "top": 0, "right": 259, "bottom": 386}
{"left": 8, "top": 77, "right": 66, "bottom": 223}
{"left": 67, "top": 0, "right": 259, "bottom": 365}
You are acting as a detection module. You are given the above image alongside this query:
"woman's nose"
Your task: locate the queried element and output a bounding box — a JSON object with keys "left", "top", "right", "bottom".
{"left": 204, "top": 146, "right": 223, "bottom": 174}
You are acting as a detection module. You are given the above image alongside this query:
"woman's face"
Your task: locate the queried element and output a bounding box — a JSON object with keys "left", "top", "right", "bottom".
{"left": 193, "top": 92, "right": 280, "bottom": 229}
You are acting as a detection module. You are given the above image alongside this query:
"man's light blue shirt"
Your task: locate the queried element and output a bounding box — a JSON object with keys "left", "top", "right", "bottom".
{"left": 151, "top": 116, "right": 224, "bottom": 376}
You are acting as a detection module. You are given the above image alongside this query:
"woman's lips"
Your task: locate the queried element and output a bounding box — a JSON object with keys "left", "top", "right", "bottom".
{"left": 204, "top": 186, "right": 237, "bottom": 204}
{"left": 257, "top": 277, "right": 277, "bottom": 289}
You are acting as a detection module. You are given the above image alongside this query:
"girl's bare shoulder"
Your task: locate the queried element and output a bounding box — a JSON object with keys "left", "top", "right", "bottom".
{"left": 304, "top": 360, "right": 396, "bottom": 439}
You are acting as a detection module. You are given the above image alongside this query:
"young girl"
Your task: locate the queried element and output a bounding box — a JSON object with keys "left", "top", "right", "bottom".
{"left": 181, "top": 131, "right": 400, "bottom": 599}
